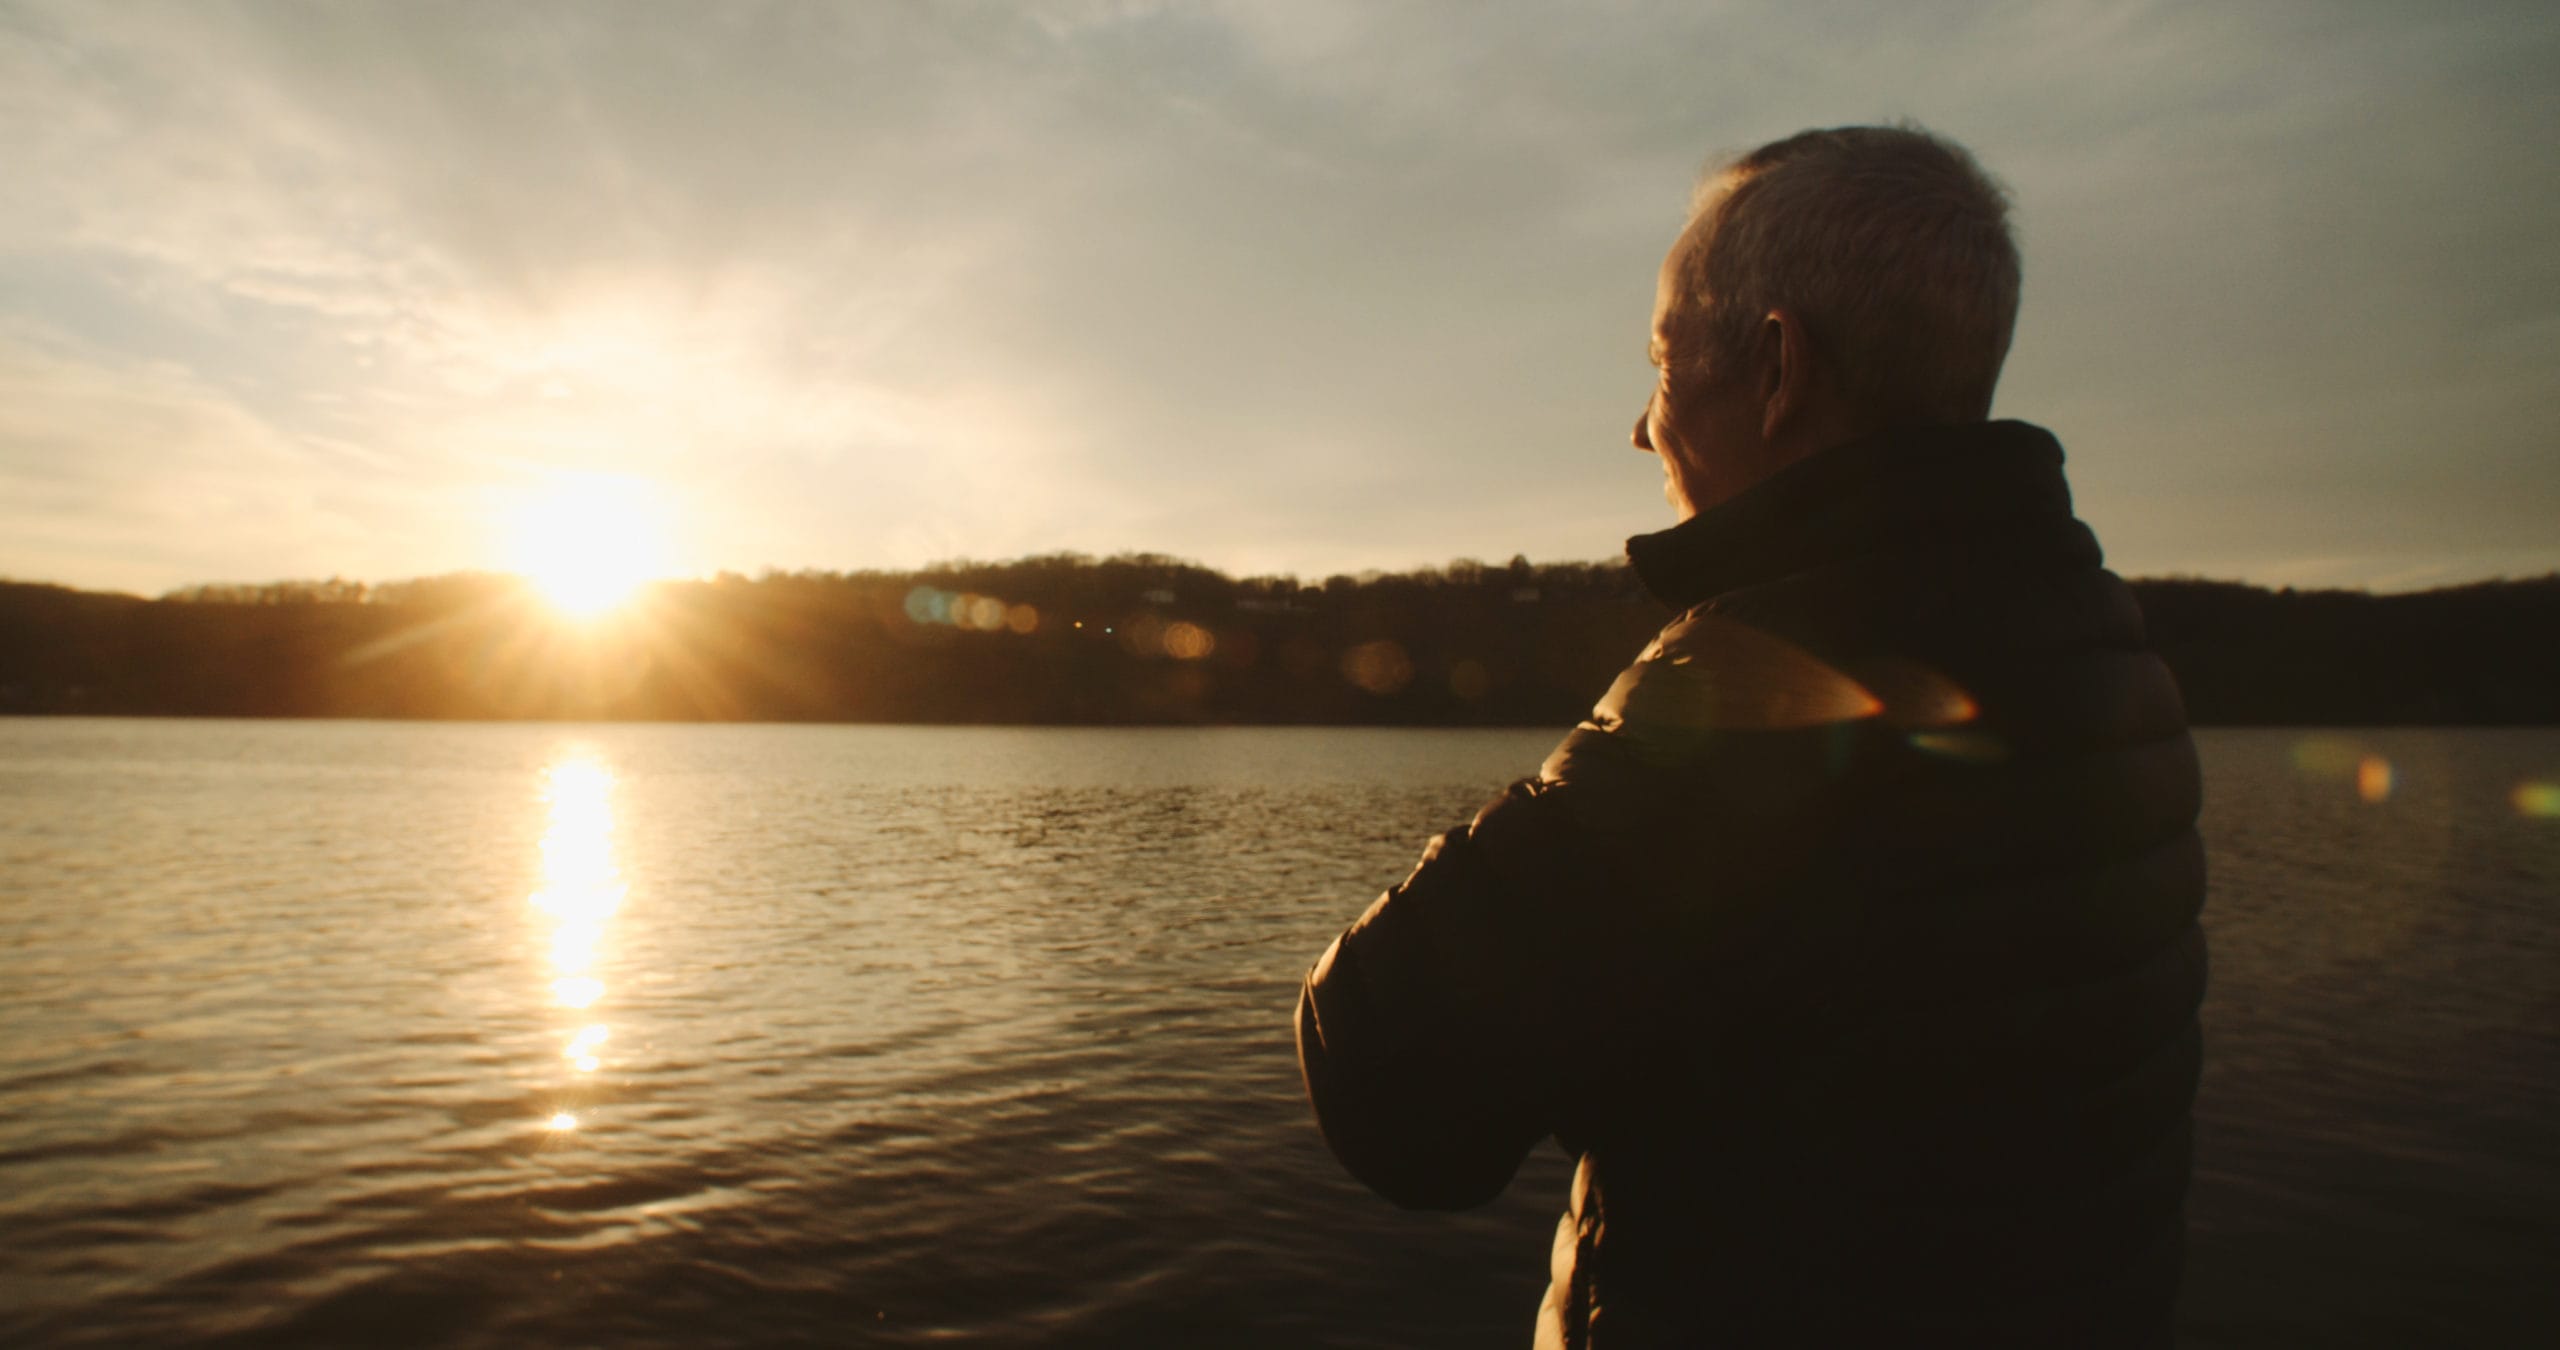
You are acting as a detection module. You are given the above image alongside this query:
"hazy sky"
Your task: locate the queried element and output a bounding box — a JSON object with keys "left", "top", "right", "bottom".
{"left": 3, "top": 0, "right": 2554, "bottom": 595}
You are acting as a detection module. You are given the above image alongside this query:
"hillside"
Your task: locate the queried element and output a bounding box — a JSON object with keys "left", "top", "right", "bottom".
{"left": 3, "top": 559, "right": 2554, "bottom": 726}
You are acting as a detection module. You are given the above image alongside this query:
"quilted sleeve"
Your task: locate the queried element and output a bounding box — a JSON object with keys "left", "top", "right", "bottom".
{"left": 1293, "top": 780, "right": 1586, "bottom": 1210}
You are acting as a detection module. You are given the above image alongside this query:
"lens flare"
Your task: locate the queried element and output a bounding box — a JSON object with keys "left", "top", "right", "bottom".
{"left": 1163, "top": 622, "right": 1217, "bottom": 661}
{"left": 904, "top": 586, "right": 949, "bottom": 625}
{"left": 1910, "top": 730, "right": 2010, "bottom": 763}
{"left": 902, "top": 586, "right": 1040, "bottom": 636}
{"left": 2356, "top": 755, "right": 2395, "bottom": 804}
{"left": 1341, "top": 641, "right": 1413, "bottom": 695}
{"left": 1118, "top": 613, "right": 1166, "bottom": 657}
{"left": 2291, "top": 737, "right": 2361, "bottom": 777}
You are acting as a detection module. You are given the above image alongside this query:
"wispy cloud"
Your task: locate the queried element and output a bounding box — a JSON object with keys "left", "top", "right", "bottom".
{"left": 2, "top": 0, "right": 2554, "bottom": 593}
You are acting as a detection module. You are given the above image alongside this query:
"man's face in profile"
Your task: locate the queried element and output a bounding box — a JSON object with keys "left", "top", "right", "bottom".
{"left": 1633, "top": 202, "right": 1760, "bottom": 521}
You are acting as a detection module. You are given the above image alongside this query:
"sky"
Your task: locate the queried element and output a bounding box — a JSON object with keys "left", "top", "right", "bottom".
{"left": 1, "top": 0, "right": 2554, "bottom": 597}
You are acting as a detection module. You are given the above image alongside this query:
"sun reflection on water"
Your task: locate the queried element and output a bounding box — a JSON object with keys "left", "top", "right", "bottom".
{"left": 533, "top": 753, "right": 624, "bottom": 1129}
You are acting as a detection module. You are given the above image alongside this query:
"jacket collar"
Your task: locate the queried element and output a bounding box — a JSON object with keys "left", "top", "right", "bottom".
{"left": 1624, "top": 420, "right": 2083, "bottom": 612}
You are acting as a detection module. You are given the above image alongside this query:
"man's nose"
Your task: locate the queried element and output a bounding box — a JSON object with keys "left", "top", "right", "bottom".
{"left": 1632, "top": 411, "right": 1653, "bottom": 453}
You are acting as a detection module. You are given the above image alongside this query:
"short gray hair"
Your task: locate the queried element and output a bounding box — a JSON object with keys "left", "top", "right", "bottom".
{"left": 1673, "top": 124, "right": 2021, "bottom": 427}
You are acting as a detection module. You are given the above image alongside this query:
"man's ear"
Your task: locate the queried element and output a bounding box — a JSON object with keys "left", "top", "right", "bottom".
{"left": 1757, "top": 309, "right": 1814, "bottom": 441}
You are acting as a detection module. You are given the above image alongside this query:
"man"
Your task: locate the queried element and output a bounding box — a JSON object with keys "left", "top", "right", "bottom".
{"left": 1294, "top": 125, "right": 2205, "bottom": 1348}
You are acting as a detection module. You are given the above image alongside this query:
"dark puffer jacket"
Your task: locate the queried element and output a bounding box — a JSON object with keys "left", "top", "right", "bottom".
{"left": 1295, "top": 422, "right": 2205, "bottom": 1348}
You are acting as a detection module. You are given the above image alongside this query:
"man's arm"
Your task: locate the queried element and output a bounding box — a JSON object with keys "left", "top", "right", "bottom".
{"left": 1293, "top": 780, "right": 1588, "bottom": 1210}
{"left": 1295, "top": 609, "right": 1866, "bottom": 1209}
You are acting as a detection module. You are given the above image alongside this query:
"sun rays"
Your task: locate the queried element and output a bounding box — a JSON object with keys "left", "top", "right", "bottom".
{"left": 502, "top": 474, "right": 673, "bottom": 621}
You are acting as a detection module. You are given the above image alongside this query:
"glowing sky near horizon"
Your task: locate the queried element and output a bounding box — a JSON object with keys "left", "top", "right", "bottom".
{"left": 1, "top": 0, "right": 2554, "bottom": 597}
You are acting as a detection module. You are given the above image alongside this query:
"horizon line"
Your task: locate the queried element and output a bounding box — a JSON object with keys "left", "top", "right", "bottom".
{"left": 8, "top": 556, "right": 2557, "bottom": 604}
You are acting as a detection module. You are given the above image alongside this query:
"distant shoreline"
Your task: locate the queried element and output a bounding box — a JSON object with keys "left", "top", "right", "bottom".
{"left": 5, "top": 560, "right": 2555, "bottom": 727}
{"left": 7, "top": 712, "right": 2559, "bottom": 732}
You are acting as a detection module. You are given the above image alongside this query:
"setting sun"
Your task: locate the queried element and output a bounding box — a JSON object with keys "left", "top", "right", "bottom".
{"left": 503, "top": 475, "right": 672, "bottom": 619}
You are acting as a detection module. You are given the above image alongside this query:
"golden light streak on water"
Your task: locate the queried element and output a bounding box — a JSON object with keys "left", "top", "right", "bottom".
{"left": 566, "top": 1024, "right": 609, "bottom": 1074}
{"left": 533, "top": 753, "right": 623, "bottom": 1123}
{"left": 550, "top": 919, "right": 605, "bottom": 973}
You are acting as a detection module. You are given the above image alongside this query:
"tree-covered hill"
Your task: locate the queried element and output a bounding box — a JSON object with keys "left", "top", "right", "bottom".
{"left": 2, "top": 558, "right": 2553, "bottom": 726}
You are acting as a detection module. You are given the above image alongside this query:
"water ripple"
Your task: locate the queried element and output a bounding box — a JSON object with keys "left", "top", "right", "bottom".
{"left": 1, "top": 722, "right": 2554, "bottom": 1346}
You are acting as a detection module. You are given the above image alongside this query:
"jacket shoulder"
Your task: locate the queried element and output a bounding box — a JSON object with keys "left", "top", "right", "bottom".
{"left": 1544, "top": 606, "right": 1941, "bottom": 787}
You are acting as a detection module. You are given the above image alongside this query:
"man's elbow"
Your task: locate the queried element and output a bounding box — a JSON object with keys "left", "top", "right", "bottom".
{"left": 1294, "top": 968, "right": 1536, "bottom": 1212}
{"left": 1362, "top": 1149, "right": 1521, "bottom": 1213}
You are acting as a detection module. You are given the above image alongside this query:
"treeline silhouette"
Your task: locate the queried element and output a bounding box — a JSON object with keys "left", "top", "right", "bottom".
{"left": 2, "top": 556, "right": 2554, "bottom": 725}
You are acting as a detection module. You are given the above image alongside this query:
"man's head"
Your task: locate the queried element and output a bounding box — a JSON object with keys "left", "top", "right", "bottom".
{"left": 1636, "top": 124, "right": 2021, "bottom": 517}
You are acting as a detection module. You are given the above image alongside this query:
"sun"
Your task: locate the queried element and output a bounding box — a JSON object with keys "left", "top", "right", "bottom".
{"left": 503, "top": 475, "right": 672, "bottom": 620}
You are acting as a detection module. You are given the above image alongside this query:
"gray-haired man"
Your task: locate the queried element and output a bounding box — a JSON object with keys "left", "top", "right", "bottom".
{"left": 1297, "top": 125, "right": 2203, "bottom": 1348}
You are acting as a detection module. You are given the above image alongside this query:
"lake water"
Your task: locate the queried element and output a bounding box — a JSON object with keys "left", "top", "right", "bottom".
{"left": 1, "top": 720, "right": 2554, "bottom": 1347}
